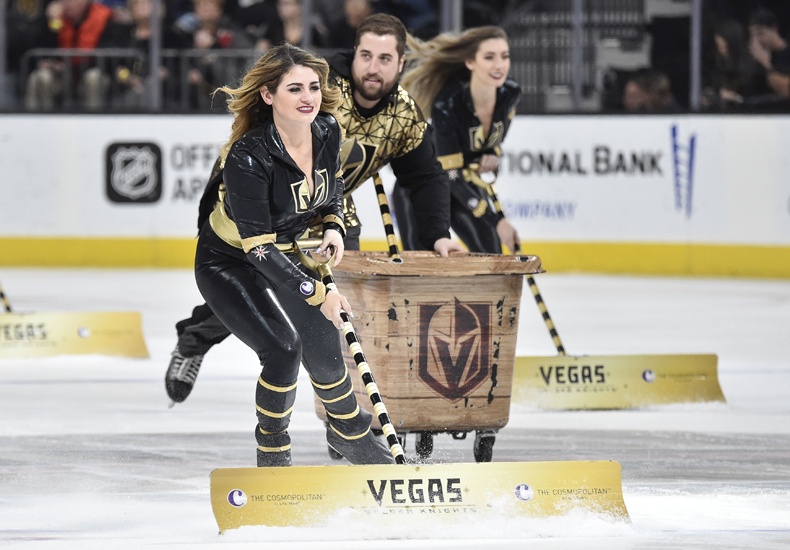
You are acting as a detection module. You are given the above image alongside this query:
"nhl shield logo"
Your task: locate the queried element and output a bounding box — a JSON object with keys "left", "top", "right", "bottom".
{"left": 418, "top": 298, "right": 491, "bottom": 401}
{"left": 105, "top": 142, "right": 162, "bottom": 203}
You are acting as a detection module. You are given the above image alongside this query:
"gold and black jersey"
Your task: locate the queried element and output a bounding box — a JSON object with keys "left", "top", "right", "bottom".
{"left": 204, "top": 113, "right": 345, "bottom": 306}
{"left": 334, "top": 76, "right": 428, "bottom": 195}
{"left": 431, "top": 78, "right": 521, "bottom": 219}
{"left": 432, "top": 78, "right": 521, "bottom": 172}
{"left": 327, "top": 51, "right": 452, "bottom": 248}
{"left": 211, "top": 113, "right": 344, "bottom": 251}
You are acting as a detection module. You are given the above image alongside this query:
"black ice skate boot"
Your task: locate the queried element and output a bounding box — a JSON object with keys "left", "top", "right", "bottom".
{"left": 312, "top": 370, "right": 394, "bottom": 465}
{"left": 255, "top": 375, "right": 298, "bottom": 467}
{"left": 256, "top": 428, "right": 292, "bottom": 467}
{"left": 165, "top": 346, "right": 204, "bottom": 406}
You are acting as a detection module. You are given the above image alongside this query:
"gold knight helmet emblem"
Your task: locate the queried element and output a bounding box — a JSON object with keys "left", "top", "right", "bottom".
{"left": 418, "top": 298, "right": 491, "bottom": 401}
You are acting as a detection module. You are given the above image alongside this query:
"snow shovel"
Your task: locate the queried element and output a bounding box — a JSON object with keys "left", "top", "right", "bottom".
{"left": 0, "top": 279, "right": 148, "bottom": 359}
{"left": 511, "top": 247, "right": 724, "bottom": 408}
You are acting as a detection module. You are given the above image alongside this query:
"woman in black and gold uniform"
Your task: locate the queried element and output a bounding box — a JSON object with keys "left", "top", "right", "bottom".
{"left": 195, "top": 43, "right": 393, "bottom": 467}
{"left": 394, "top": 26, "right": 522, "bottom": 254}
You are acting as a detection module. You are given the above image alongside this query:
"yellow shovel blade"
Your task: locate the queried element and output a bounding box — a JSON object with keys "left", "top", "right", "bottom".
{"left": 513, "top": 354, "right": 724, "bottom": 409}
{"left": 210, "top": 460, "right": 629, "bottom": 532}
{"left": 0, "top": 311, "right": 149, "bottom": 358}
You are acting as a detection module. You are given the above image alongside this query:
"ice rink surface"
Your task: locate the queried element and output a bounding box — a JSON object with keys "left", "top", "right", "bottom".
{"left": 1, "top": 267, "right": 789, "bottom": 549}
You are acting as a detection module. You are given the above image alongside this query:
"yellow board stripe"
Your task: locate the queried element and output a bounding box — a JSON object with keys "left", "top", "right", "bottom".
{"left": 2, "top": 238, "right": 790, "bottom": 278}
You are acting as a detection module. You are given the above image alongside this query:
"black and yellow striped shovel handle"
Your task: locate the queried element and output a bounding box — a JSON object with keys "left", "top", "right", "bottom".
{"left": 294, "top": 243, "right": 407, "bottom": 464}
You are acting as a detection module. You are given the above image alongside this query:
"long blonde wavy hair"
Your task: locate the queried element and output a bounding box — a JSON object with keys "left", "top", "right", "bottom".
{"left": 215, "top": 43, "right": 342, "bottom": 161}
{"left": 401, "top": 26, "right": 509, "bottom": 116}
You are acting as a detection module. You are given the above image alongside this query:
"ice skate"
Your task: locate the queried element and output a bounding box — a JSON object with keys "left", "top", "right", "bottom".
{"left": 165, "top": 346, "right": 204, "bottom": 407}
{"left": 326, "top": 426, "right": 395, "bottom": 465}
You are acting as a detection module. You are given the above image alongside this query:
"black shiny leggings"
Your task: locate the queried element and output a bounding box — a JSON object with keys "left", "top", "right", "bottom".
{"left": 193, "top": 224, "right": 345, "bottom": 388}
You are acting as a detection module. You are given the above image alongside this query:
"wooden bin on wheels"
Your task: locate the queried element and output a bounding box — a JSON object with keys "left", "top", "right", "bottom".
{"left": 314, "top": 250, "right": 543, "bottom": 462}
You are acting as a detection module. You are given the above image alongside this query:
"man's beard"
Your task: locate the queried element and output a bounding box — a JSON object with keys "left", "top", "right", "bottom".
{"left": 353, "top": 74, "right": 397, "bottom": 102}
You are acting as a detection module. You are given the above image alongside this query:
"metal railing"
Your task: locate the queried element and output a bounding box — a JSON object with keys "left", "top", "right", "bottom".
{"left": 502, "top": 0, "right": 649, "bottom": 113}
{"left": 19, "top": 48, "right": 262, "bottom": 113}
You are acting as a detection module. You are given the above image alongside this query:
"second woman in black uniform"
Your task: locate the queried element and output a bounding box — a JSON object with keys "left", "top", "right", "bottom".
{"left": 394, "top": 26, "right": 522, "bottom": 254}
{"left": 194, "top": 43, "right": 393, "bottom": 467}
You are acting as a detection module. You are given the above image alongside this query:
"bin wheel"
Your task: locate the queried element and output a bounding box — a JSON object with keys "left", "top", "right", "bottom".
{"left": 473, "top": 431, "right": 496, "bottom": 463}
{"left": 415, "top": 432, "right": 433, "bottom": 459}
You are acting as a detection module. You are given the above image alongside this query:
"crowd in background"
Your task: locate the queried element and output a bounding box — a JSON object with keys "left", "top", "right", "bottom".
{"left": 600, "top": 0, "right": 790, "bottom": 114}
{"left": 3, "top": 0, "right": 790, "bottom": 114}
{"left": 7, "top": 0, "right": 495, "bottom": 111}
{"left": 700, "top": 0, "right": 790, "bottom": 112}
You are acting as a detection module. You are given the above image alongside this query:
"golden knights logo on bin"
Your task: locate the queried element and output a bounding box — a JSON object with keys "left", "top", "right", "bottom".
{"left": 418, "top": 298, "right": 491, "bottom": 401}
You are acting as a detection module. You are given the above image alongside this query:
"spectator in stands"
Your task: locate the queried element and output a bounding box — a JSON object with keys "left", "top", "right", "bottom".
{"left": 24, "top": 0, "right": 127, "bottom": 110}
{"left": 257, "top": 0, "right": 327, "bottom": 51}
{"left": 702, "top": 18, "right": 748, "bottom": 111}
{"left": 5, "top": 0, "right": 57, "bottom": 107}
{"left": 228, "top": 0, "right": 279, "bottom": 47}
{"left": 621, "top": 71, "right": 650, "bottom": 113}
{"left": 376, "top": 0, "right": 437, "bottom": 39}
{"left": 99, "top": 0, "right": 132, "bottom": 24}
{"left": 111, "top": 0, "right": 189, "bottom": 109}
{"left": 176, "top": 0, "right": 255, "bottom": 110}
{"left": 620, "top": 69, "right": 680, "bottom": 113}
{"left": 746, "top": 8, "right": 790, "bottom": 103}
{"left": 643, "top": 69, "right": 681, "bottom": 112}
{"left": 320, "top": 0, "right": 374, "bottom": 50}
